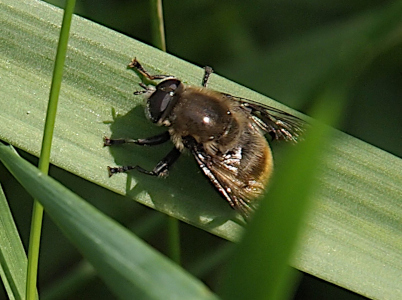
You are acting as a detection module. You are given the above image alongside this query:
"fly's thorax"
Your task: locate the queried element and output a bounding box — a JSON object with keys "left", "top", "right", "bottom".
{"left": 169, "top": 87, "right": 234, "bottom": 143}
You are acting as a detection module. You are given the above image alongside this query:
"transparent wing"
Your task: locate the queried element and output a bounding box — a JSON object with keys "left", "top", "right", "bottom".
{"left": 221, "top": 93, "right": 306, "bottom": 142}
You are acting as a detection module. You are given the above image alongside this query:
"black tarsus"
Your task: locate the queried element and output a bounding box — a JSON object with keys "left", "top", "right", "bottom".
{"left": 107, "top": 147, "right": 181, "bottom": 177}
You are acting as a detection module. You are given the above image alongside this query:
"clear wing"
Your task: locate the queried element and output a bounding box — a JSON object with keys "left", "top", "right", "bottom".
{"left": 221, "top": 93, "right": 306, "bottom": 142}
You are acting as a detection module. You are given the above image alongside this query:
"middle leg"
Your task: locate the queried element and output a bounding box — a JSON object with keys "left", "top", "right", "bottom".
{"left": 104, "top": 131, "right": 170, "bottom": 147}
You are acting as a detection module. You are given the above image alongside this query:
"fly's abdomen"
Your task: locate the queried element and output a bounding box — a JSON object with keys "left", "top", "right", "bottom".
{"left": 239, "top": 133, "right": 274, "bottom": 198}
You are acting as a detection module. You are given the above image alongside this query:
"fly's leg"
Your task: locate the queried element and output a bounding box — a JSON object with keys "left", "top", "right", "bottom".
{"left": 128, "top": 58, "right": 172, "bottom": 80}
{"left": 129, "top": 58, "right": 214, "bottom": 88}
{"left": 202, "top": 66, "right": 214, "bottom": 87}
{"left": 105, "top": 131, "right": 179, "bottom": 177}
{"left": 104, "top": 131, "right": 170, "bottom": 147}
{"left": 133, "top": 83, "right": 151, "bottom": 95}
{"left": 107, "top": 147, "right": 181, "bottom": 178}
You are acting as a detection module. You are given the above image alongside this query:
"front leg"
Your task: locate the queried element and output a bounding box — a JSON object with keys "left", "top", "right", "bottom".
{"left": 107, "top": 147, "right": 181, "bottom": 177}
{"left": 128, "top": 58, "right": 172, "bottom": 80}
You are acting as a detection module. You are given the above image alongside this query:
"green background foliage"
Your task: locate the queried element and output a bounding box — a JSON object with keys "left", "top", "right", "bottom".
{"left": 1, "top": 0, "right": 401, "bottom": 299}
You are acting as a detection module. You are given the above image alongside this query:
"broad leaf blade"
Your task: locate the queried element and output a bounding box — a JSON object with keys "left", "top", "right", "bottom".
{"left": 0, "top": 143, "right": 218, "bottom": 300}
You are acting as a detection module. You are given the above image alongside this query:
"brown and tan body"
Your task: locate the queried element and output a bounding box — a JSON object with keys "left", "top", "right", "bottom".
{"left": 167, "top": 86, "right": 274, "bottom": 215}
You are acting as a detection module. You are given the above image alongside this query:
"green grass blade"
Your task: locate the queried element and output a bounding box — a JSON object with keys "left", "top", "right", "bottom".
{"left": 38, "top": 0, "right": 76, "bottom": 174}
{"left": 0, "top": 185, "right": 28, "bottom": 300}
{"left": 26, "top": 1, "right": 76, "bottom": 299}
{"left": 167, "top": 215, "right": 181, "bottom": 265}
{"left": 150, "top": 0, "right": 166, "bottom": 52}
{"left": 148, "top": 0, "right": 181, "bottom": 265}
{"left": 40, "top": 212, "right": 165, "bottom": 300}
{"left": 220, "top": 94, "right": 344, "bottom": 300}
{"left": 1, "top": 1, "right": 401, "bottom": 299}
{"left": 0, "top": 143, "right": 219, "bottom": 300}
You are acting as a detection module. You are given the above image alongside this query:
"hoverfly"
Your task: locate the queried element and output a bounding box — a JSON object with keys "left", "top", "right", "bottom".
{"left": 104, "top": 59, "right": 305, "bottom": 217}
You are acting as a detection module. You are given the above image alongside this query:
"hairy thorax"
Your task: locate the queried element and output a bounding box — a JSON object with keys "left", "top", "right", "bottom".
{"left": 169, "top": 87, "right": 239, "bottom": 147}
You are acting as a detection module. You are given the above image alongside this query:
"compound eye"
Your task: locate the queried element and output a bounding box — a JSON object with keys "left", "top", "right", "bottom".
{"left": 146, "top": 79, "right": 181, "bottom": 123}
